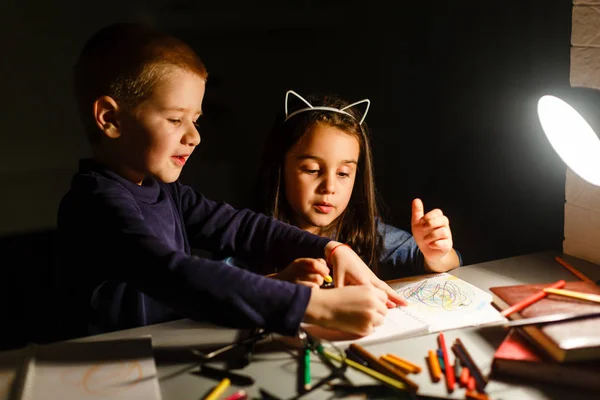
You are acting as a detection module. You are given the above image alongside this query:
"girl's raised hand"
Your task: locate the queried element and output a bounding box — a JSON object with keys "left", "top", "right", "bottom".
{"left": 411, "top": 198, "right": 459, "bottom": 271}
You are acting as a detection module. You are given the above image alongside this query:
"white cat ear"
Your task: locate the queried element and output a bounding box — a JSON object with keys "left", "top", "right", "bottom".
{"left": 341, "top": 99, "right": 371, "bottom": 125}
{"left": 284, "top": 89, "right": 371, "bottom": 125}
{"left": 285, "top": 90, "right": 313, "bottom": 119}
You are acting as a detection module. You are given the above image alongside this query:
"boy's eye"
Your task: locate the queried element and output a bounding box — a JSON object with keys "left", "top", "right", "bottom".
{"left": 168, "top": 119, "right": 181, "bottom": 125}
{"left": 193, "top": 121, "right": 200, "bottom": 128}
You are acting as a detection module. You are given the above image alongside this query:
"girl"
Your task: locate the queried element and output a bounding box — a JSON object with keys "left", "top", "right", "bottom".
{"left": 253, "top": 90, "right": 461, "bottom": 283}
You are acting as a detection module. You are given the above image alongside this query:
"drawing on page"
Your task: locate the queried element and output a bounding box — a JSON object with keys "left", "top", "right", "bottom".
{"left": 60, "top": 361, "right": 143, "bottom": 395}
{"left": 400, "top": 279, "right": 484, "bottom": 312}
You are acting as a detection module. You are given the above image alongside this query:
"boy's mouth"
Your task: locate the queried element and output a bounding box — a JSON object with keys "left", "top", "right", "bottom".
{"left": 172, "top": 155, "right": 189, "bottom": 166}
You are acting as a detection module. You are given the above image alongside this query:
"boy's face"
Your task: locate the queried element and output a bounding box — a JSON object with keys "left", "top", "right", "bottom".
{"left": 118, "top": 67, "right": 205, "bottom": 184}
{"left": 283, "top": 123, "right": 360, "bottom": 234}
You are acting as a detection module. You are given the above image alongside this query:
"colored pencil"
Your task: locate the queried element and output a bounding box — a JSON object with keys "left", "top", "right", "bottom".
{"left": 427, "top": 349, "right": 442, "bottom": 382}
{"left": 466, "top": 390, "right": 489, "bottom": 400}
{"left": 438, "top": 332, "right": 455, "bottom": 392}
{"left": 500, "top": 280, "right": 566, "bottom": 317}
{"left": 555, "top": 256, "right": 596, "bottom": 285}
{"left": 349, "top": 344, "right": 418, "bottom": 390}
{"left": 467, "top": 376, "right": 476, "bottom": 391}
{"left": 322, "top": 349, "right": 408, "bottom": 391}
{"left": 383, "top": 353, "right": 422, "bottom": 373}
{"left": 544, "top": 287, "right": 600, "bottom": 303}
{"left": 204, "top": 378, "right": 231, "bottom": 400}
{"left": 459, "top": 367, "right": 470, "bottom": 387}
{"left": 452, "top": 340, "right": 486, "bottom": 392}
{"left": 223, "top": 391, "right": 247, "bottom": 400}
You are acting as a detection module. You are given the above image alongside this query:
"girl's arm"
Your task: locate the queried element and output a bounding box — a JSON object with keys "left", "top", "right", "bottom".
{"left": 377, "top": 221, "right": 463, "bottom": 279}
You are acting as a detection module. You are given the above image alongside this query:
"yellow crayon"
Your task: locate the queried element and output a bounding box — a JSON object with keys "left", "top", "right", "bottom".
{"left": 204, "top": 378, "right": 230, "bottom": 400}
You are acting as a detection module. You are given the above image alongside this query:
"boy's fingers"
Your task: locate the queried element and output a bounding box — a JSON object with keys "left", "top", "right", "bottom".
{"left": 386, "top": 299, "right": 398, "bottom": 308}
{"left": 309, "top": 259, "right": 330, "bottom": 277}
{"left": 371, "top": 312, "right": 385, "bottom": 327}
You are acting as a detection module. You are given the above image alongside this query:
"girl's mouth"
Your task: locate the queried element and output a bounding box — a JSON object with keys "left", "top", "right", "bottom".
{"left": 314, "top": 203, "right": 333, "bottom": 214}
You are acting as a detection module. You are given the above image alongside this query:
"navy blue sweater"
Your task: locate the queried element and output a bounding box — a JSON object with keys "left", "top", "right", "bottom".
{"left": 55, "top": 159, "right": 330, "bottom": 338}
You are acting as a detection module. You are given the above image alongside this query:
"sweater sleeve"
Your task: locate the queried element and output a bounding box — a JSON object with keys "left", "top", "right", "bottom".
{"left": 63, "top": 186, "right": 313, "bottom": 336}
{"left": 177, "top": 183, "right": 331, "bottom": 271}
{"left": 378, "top": 220, "right": 463, "bottom": 280}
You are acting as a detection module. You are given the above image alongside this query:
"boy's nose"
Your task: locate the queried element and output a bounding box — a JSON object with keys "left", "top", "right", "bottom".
{"left": 183, "top": 125, "right": 201, "bottom": 146}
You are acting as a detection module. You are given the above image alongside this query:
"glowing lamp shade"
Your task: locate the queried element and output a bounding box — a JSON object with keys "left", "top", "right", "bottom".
{"left": 537, "top": 95, "right": 600, "bottom": 186}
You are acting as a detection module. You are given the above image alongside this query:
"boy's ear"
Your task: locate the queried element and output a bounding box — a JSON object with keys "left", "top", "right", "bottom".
{"left": 93, "top": 96, "right": 121, "bottom": 139}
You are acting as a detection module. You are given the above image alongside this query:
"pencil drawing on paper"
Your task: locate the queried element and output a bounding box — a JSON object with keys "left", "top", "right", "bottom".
{"left": 400, "top": 278, "right": 478, "bottom": 311}
{"left": 60, "top": 360, "right": 143, "bottom": 395}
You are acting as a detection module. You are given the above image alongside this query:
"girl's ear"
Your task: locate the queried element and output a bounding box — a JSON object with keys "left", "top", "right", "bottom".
{"left": 340, "top": 99, "right": 371, "bottom": 125}
{"left": 285, "top": 90, "right": 313, "bottom": 119}
{"left": 93, "top": 95, "right": 121, "bottom": 139}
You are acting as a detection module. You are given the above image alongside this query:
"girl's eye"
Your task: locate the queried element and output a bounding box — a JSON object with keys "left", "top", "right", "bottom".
{"left": 168, "top": 119, "right": 181, "bottom": 125}
{"left": 303, "top": 169, "right": 319, "bottom": 175}
{"left": 338, "top": 172, "right": 350, "bottom": 178}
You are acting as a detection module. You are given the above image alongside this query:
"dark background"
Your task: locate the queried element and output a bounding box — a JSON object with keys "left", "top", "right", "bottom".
{"left": 0, "top": 0, "right": 571, "bottom": 348}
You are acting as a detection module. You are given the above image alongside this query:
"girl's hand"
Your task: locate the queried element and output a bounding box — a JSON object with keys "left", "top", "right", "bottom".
{"left": 273, "top": 258, "right": 330, "bottom": 289}
{"left": 411, "top": 198, "right": 459, "bottom": 272}
{"left": 325, "top": 241, "right": 406, "bottom": 307}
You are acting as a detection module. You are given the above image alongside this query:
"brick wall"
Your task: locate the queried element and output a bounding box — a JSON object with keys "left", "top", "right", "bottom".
{"left": 565, "top": 1, "right": 600, "bottom": 264}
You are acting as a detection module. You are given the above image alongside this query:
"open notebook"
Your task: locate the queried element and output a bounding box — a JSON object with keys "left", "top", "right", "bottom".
{"left": 307, "top": 273, "right": 506, "bottom": 347}
{"left": 0, "top": 336, "right": 161, "bottom": 400}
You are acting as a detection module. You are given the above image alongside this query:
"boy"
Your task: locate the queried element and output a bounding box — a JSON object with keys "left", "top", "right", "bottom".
{"left": 54, "top": 22, "right": 403, "bottom": 340}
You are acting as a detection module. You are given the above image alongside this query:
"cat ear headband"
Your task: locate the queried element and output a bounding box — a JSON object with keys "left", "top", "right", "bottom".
{"left": 284, "top": 90, "right": 371, "bottom": 125}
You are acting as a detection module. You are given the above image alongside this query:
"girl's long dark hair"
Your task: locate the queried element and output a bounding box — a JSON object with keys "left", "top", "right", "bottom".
{"left": 254, "top": 93, "right": 383, "bottom": 273}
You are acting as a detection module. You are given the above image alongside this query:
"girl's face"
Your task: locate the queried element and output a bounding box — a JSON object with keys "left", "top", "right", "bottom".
{"left": 283, "top": 122, "right": 360, "bottom": 234}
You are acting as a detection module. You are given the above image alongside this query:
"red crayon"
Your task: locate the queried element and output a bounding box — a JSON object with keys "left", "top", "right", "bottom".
{"left": 437, "top": 332, "right": 455, "bottom": 392}
{"left": 501, "top": 280, "right": 566, "bottom": 317}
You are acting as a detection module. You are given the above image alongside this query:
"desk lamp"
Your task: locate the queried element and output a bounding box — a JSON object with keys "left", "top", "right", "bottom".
{"left": 537, "top": 89, "right": 600, "bottom": 186}
{"left": 537, "top": 89, "right": 600, "bottom": 285}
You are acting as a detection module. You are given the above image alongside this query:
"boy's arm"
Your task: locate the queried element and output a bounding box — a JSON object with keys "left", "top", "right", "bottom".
{"left": 67, "top": 189, "right": 312, "bottom": 336}
{"left": 178, "top": 183, "right": 330, "bottom": 269}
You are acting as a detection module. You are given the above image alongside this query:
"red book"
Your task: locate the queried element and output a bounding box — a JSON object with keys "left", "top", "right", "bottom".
{"left": 492, "top": 330, "right": 600, "bottom": 391}
{"left": 490, "top": 281, "right": 600, "bottom": 362}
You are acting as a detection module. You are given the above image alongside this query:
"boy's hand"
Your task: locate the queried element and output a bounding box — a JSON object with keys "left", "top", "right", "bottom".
{"left": 411, "top": 198, "right": 459, "bottom": 271}
{"left": 325, "top": 242, "right": 406, "bottom": 308}
{"left": 274, "top": 258, "right": 329, "bottom": 289}
{"left": 304, "top": 285, "right": 389, "bottom": 337}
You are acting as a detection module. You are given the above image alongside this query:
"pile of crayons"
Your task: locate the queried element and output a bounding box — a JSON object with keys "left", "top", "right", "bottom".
{"left": 341, "top": 343, "right": 421, "bottom": 392}
{"left": 302, "top": 342, "right": 422, "bottom": 393}
{"left": 427, "top": 332, "right": 489, "bottom": 400}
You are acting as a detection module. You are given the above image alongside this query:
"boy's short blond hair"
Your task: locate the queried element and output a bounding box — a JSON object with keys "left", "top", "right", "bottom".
{"left": 73, "top": 22, "right": 208, "bottom": 144}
